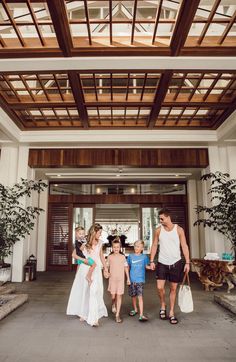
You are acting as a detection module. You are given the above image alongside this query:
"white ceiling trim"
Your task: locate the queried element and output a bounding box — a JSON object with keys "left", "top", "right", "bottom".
{"left": 0, "top": 56, "right": 236, "bottom": 72}
{"left": 19, "top": 129, "right": 217, "bottom": 145}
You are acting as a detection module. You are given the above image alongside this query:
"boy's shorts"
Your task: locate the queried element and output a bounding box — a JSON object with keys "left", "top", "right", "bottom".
{"left": 128, "top": 282, "right": 144, "bottom": 297}
{"left": 77, "top": 257, "right": 95, "bottom": 266}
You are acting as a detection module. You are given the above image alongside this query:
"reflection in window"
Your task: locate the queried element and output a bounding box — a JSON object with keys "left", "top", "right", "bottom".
{"left": 142, "top": 207, "right": 160, "bottom": 252}
{"left": 50, "top": 183, "right": 186, "bottom": 195}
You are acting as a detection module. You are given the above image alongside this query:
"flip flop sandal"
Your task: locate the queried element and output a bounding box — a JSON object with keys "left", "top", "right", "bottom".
{"left": 169, "top": 316, "right": 178, "bottom": 325}
{"left": 129, "top": 310, "right": 138, "bottom": 316}
{"left": 139, "top": 315, "right": 148, "bottom": 322}
{"left": 159, "top": 309, "right": 167, "bottom": 320}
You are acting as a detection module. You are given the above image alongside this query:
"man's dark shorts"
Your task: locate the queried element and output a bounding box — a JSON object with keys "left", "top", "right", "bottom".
{"left": 128, "top": 282, "right": 144, "bottom": 297}
{"left": 156, "top": 259, "right": 184, "bottom": 283}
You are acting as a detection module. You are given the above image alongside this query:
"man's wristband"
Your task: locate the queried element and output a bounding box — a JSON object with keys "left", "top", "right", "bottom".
{"left": 150, "top": 261, "right": 155, "bottom": 263}
{"left": 185, "top": 262, "right": 190, "bottom": 264}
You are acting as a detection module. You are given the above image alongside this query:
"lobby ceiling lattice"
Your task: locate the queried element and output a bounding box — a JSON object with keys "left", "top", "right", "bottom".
{"left": 0, "top": 0, "right": 236, "bottom": 130}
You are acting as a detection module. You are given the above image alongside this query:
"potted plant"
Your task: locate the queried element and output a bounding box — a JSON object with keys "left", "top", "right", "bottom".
{"left": 0, "top": 178, "right": 47, "bottom": 283}
{"left": 194, "top": 171, "right": 236, "bottom": 258}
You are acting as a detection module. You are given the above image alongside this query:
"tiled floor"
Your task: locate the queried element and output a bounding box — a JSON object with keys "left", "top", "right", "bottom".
{"left": 0, "top": 271, "right": 235, "bottom": 362}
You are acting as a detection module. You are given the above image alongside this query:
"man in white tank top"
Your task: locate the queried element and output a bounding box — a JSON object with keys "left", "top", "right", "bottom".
{"left": 150, "top": 208, "right": 190, "bottom": 324}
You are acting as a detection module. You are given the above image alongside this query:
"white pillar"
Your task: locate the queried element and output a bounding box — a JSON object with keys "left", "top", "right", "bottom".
{"left": 196, "top": 179, "right": 206, "bottom": 257}
{"left": 200, "top": 145, "right": 230, "bottom": 256}
{"left": 28, "top": 168, "right": 38, "bottom": 258}
{"left": 187, "top": 179, "right": 200, "bottom": 258}
{"left": 36, "top": 180, "right": 49, "bottom": 271}
{"left": 227, "top": 145, "right": 236, "bottom": 178}
{"left": 0, "top": 145, "right": 19, "bottom": 266}
{"left": 0, "top": 145, "right": 18, "bottom": 186}
{"left": 11, "top": 146, "right": 30, "bottom": 282}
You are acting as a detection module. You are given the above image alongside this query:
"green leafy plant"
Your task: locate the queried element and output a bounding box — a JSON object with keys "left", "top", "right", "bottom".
{"left": 0, "top": 179, "right": 47, "bottom": 266}
{"left": 194, "top": 171, "right": 236, "bottom": 255}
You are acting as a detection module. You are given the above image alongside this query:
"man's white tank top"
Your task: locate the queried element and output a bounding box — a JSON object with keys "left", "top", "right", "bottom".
{"left": 158, "top": 224, "right": 181, "bottom": 265}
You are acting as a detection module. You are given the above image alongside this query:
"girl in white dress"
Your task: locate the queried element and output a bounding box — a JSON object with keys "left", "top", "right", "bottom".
{"left": 66, "top": 223, "right": 108, "bottom": 326}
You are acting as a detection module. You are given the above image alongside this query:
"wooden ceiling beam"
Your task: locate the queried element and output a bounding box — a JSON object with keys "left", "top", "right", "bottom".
{"left": 163, "top": 102, "right": 229, "bottom": 108}
{"left": 7, "top": 101, "right": 230, "bottom": 109}
{"left": 85, "top": 102, "right": 152, "bottom": 107}
{"left": 152, "top": 0, "right": 163, "bottom": 45}
{"left": 1, "top": 46, "right": 236, "bottom": 59}
{"left": 170, "top": 0, "right": 201, "bottom": 56}
{"left": 0, "top": 48, "right": 63, "bottom": 58}
{"left": 212, "top": 99, "right": 236, "bottom": 129}
{"left": 180, "top": 47, "right": 236, "bottom": 57}
{"left": 46, "top": 0, "right": 73, "bottom": 57}
{"left": 68, "top": 71, "right": 89, "bottom": 128}
{"left": 9, "top": 102, "right": 75, "bottom": 109}
{"left": 147, "top": 71, "right": 173, "bottom": 128}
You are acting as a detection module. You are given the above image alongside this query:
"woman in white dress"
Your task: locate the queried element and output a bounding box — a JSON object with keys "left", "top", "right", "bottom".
{"left": 66, "top": 223, "right": 108, "bottom": 326}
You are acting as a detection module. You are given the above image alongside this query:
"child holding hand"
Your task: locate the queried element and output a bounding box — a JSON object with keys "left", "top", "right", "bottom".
{"left": 127, "top": 240, "right": 151, "bottom": 322}
{"left": 72, "top": 226, "right": 96, "bottom": 285}
{"left": 106, "top": 238, "right": 130, "bottom": 323}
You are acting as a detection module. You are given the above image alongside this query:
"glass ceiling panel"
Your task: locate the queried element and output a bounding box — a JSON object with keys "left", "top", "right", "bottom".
{"left": 0, "top": 1, "right": 58, "bottom": 48}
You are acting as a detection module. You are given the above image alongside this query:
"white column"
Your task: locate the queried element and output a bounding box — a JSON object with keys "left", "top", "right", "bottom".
{"left": 0, "top": 145, "right": 18, "bottom": 186}
{"left": 11, "top": 146, "right": 30, "bottom": 282}
{"left": 0, "top": 145, "right": 19, "bottom": 266}
{"left": 28, "top": 168, "right": 37, "bottom": 258}
{"left": 227, "top": 145, "right": 236, "bottom": 178}
{"left": 224, "top": 145, "right": 236, "bottom": 252}
{"left": 187, "top": 180, "right": 200, "bottom": 258}
{"left": 200, "top": 145, "right": 230, "bottom": 256}
{"left": 196, "top": 179, "right": 206, "bottom": 257}
{"left": 36, "top": 180, "right": 49, "bottom": 271}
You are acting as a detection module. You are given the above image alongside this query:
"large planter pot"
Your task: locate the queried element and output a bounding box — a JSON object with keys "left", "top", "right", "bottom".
{"left": 0, "top": 266, "right": 11, "bottom": 285}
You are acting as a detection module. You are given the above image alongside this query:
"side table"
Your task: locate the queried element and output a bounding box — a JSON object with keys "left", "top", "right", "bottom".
{"left": 191, "top": 258, "right": 236, "bottom": 293}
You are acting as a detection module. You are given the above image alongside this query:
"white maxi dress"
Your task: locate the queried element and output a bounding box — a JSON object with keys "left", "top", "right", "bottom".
{"left": 66, "top": 240, "right": 108, "bottom": 326}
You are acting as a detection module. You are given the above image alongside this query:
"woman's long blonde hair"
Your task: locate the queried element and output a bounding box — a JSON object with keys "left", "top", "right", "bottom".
{"left": 85, "top": 223, "right": 103, "bottom": 250}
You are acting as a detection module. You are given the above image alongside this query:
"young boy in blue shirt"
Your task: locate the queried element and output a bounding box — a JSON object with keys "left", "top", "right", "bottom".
{"left": 127, "top": 240, "right": 151, "bottom": 321}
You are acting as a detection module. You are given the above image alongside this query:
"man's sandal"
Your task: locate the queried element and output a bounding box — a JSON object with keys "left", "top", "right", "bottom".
{"left": 169, "top": 316, "right": 178, "bottom": 325}
{"left": 159, "top": 309, "right": 167, "bottom": 320}
{"left": 139, "top": 315, "right": 148, "bottom": 322}
{"left": 129, "top": 310, "right": 138, "bottom": 316}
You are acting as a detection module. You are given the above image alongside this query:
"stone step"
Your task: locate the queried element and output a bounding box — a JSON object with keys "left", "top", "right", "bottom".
{"left": 0, "top": 294, "right": 28, "bottom": 321}
{"left": 214, "top": 294, "right": 236, "bottom": 315}
{"left": 0, "top": 284, "right": 16, "bottom": 295}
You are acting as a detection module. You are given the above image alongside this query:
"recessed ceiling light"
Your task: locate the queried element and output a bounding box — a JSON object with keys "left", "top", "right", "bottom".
{"left": 57, "top": 174, "right": 61, "bottom": 177}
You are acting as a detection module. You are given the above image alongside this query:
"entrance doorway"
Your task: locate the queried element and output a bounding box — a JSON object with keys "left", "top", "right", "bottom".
{"left": 72, "top": 204, "right": 161, "bottom": 260}
{"left": 47, "top": 182, "right": 188, "bottom": 271}
{"left": 95, "top": 204, "right": 139, "bottom": 255}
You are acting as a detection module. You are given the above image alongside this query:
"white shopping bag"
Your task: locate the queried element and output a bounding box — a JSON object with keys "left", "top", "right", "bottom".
{"left": 178, "top": 273, "right": 194, "bottom": 313}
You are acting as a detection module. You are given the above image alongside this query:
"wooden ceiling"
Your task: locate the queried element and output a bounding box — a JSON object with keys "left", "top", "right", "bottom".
{"left": 0, "top": 0, "right": 236, "bottom": 130}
